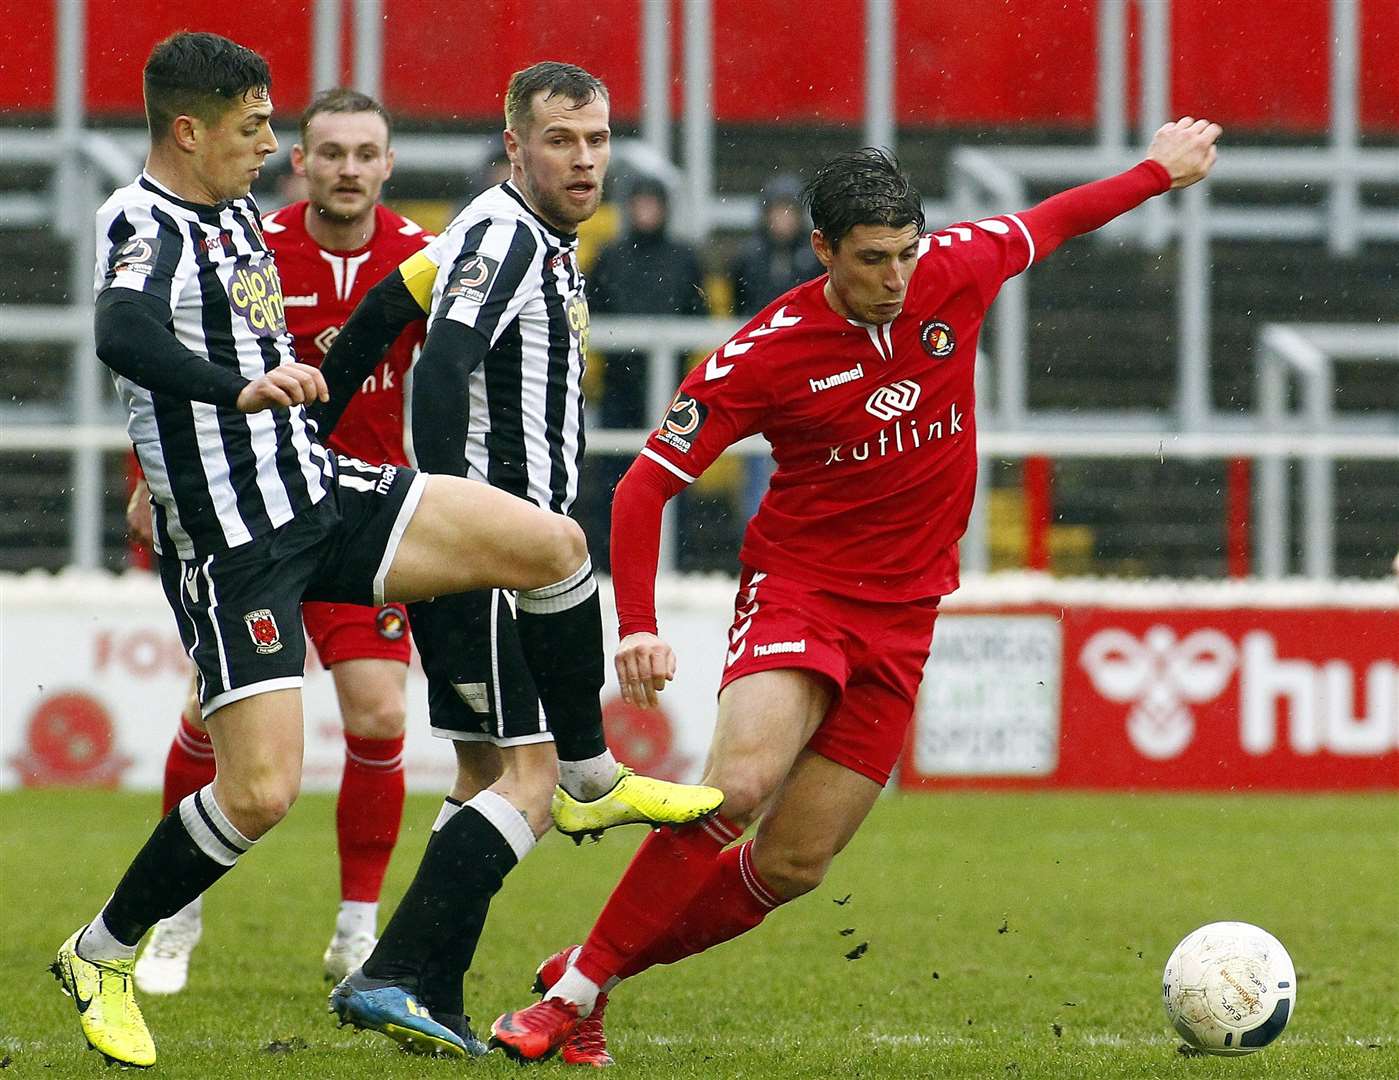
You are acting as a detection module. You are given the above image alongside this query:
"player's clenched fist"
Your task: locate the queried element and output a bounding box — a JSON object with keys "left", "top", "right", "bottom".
{"left": 1148, "top": 116, "right": 1222, "bottom": 190}
{"left": 616, "top": 632, "right": 677, "bottom": 709}
{"left": 236, "top": 361, "right": 330, "bottom": 413}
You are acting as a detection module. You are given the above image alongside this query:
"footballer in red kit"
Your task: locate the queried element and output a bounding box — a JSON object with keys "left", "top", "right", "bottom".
{"left": 263, "top": 199, "right": 427, "bottom": 471}
{"left": 491, "top": 117, "right": 1222, "bottom": 1065}
{"left": 263, "top": 195, "right": 428, "bottom": 669}
{"left": 133, "top": 89, "right": 430, "bottom": 1000}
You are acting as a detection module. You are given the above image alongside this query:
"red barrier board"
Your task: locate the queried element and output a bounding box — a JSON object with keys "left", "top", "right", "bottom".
{"left": 901, "top": 607, "right": 1399, "bottom": 791}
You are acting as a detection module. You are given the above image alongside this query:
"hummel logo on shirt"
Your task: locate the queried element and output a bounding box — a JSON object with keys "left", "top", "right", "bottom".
{"left": 809, "top": 363, "right": 864, "bottom": 393}
{"left": 753, "top": 640, "right": 807, "bottom": 657}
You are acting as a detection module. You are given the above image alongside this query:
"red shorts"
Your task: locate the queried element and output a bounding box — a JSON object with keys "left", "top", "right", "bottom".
{"left": 302, "top": 601, "right": 411, "bottom": 668}
{"left": 719, "top": 567, "right": 940, "bottom": 786}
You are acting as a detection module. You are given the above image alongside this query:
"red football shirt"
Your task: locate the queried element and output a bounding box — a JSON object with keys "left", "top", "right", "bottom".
{"left": 262, "top": 201, "right": 431, "bottom": 466}
{"left": 626, "top": 161, "right": 1171, "bottom": 622}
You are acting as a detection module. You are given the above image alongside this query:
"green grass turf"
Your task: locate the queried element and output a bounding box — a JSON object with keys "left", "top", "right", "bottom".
{"left": 2, "top": 789, "right": 1395, "bottom": 1078}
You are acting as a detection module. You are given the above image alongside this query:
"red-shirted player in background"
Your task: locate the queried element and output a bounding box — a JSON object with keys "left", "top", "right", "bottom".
{"left": 131, "top": 88, "right": 431, "bottom": 995}
{"left": 490, "top": 117, "right": 1222, "bottom": 1064}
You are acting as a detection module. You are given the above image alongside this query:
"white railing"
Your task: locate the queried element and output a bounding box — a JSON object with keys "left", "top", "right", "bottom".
{"left": 5, "top": 316, "right": 1396, "bottom": 575}
{"left": 1256, "top": 323, "right": 1399, "bottom": 581}
{"left": 4, "top": 0, "right": 1394, "bottom": 574}
{"left": 949, "top": 145, "right": 1399, "bottom": 439}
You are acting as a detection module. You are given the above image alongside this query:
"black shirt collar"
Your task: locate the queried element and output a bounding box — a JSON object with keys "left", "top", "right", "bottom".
{"left": 139, "top": 173, "right": 233, "bottom": 223}
{"left": 500, "top": 180, "right": 578, "bottom": 246}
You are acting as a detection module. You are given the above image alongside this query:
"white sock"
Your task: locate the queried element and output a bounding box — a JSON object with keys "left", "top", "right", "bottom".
{"left": 468, "top": 789, "right": 538, "bottom": 861}
{"left": 169, "top": 895, "right": 203, "bottom": 924}
{"left": 557, "top": 750, "right": 622, "bottom": 801}
{"left": 77, "top": 914, "right": 136, "bottom": 962}
{"left": 335, "top": 900, "right": 378, "bottom": 939}
{"left": 432, "top": 796, "right": 466, "bottom": 832}
{"left": 546, "top": 964, "right": 602, "bottom": 1016}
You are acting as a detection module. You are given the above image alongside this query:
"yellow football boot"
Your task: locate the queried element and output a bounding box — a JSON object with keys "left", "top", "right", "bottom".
{"left": 551, "top": 766, "right": 724, "bottom": 842}
{"left": 51, "top": 928, "right": 157, "bottom": 1068}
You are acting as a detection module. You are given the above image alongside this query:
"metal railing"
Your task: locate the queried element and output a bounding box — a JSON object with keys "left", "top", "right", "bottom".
{"left": 5, "top": 316, "right": 1396, "bottom": 575}
{"left": 1256, "top": 323, "right": 1399, "bottom": 581}
{"left": 949, "top": 145, "right": 1399, "bottom": 436}
{"left": 4, "top": 0, "right": 1395, "bottom": 576}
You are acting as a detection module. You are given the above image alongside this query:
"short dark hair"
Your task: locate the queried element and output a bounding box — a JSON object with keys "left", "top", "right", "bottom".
{"left": 802, "top": 148, "right": 925, "bottom": 250}
{"left": 143, "top": 32, "right": 271, "bottom": 143}
{"left": 299, "top": 87, "right": 392, "bottom": 147}
{"left": 504, "top": 61, "right": 608, "bottom": 133}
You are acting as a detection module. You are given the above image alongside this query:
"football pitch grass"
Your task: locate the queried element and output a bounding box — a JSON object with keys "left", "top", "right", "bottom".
{"left": 3, "top": 789, "right": 1395, "bottom": 1078}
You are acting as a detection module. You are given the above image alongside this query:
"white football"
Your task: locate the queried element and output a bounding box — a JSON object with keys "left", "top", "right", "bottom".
{"left": 1162, "top": 921, "right": 1296, "bottom": 1055}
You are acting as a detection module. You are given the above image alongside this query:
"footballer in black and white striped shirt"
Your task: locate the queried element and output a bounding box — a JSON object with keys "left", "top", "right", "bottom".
{"left": 57, "top": 38, "right": 717, "bottom": 1070}
{"left": 416, "top": 180, "right": 590, "bottom": 513}
{"left": 311, "top": 64, "right": 614, "bottom": 759}
{"left": 311, "top": 62, "right": 722, "bottom": 1055}
{"left": 97, "top": 172, "right": 334, "bottom": 559}
{"left": 320, "top": 165, "right": 595, "bottom": 515}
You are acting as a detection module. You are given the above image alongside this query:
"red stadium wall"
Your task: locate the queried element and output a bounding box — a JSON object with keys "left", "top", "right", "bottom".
{"left": 4, "top": 0, "right": 1396, "bottom": 131}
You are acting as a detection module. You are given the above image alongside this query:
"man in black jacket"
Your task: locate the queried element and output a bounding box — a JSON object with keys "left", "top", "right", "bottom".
{"left": 589, "top": 176, "right": 708, "bottom": 430}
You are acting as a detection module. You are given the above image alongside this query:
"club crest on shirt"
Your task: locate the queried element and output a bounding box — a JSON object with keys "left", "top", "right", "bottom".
{"left": 244, "top": 609, "right": 283, "bottom": 654}
{"left": 228, "top": 260, "right": 287, "bottom": 338}
{"left": 920, "top": 319, "right": 956, "bottom": 359}
{"left": 111, "top": 237, "right": 157, "bottom": 278}
{"left": 444, "top": 252, "right": 500, "bottom": 304}
{"left": 656, "top": 392, "right": 708, "bottom": 454}
{"left": 376, "top": 606, "right": 407, "bottom": 640}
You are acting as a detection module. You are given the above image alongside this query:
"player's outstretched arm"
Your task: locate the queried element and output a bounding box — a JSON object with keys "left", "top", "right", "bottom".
{"left": 1013, "top": 116, "right": 1221, "bottom": 265}
{"left": 611, "top": 455, "right": 688, "bottom": 708}
{"left": 308, "top": 270, "right": 428, "bottom": 438}
{"left": 1146, "top": 116, "right": 1222, "bottom": 190}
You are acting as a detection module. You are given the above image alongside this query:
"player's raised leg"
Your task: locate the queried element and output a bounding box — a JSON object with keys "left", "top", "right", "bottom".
{"left": 380, "top": 473, "right": 589, "bottom": 601}
{"left": 538, "top": 556, "right": 723, "bottom": 837}
{"left": 382, "top": 473, "right": 723, "bottom": 834}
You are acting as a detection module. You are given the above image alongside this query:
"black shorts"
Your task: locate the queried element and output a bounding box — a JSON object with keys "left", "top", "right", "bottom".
{"left": 158, "top": 456, "right": 426, "bottom": 719}
{"left": 409, "top": 589, "right": 552, "bottom": 747}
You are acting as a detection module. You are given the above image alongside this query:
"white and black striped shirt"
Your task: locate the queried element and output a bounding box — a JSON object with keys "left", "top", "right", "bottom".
{"left": 95, "top": 173, "right": 333, "bottom": 559}
{"left": 415, "top": 181, "right": 589, "bottom": 513}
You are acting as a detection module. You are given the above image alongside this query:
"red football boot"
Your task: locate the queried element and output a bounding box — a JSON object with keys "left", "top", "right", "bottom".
{"left": 533, "top": 947, "right": 614, "bottom": 1068}
{"left": 490, "top": 998, "right": 582, "bottom": 1063}
{"left": 531, "top": 946, "right": 578, "bottom": 997}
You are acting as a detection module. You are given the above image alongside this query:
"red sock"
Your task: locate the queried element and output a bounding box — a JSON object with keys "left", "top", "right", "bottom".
{"left": 616, "top": 840, "right": 783, "bottom": 980}
{"left": 162, "top": 716, "right": 216, "bottom": 816}
{"left": 574, "top": 814, "right": 741, "bottom": 986}
{"left": 337, "top": 733, "right": 406, "bottom": 903}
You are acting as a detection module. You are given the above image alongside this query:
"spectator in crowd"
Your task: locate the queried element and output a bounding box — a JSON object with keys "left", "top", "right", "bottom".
{"left": 589, "top": 175, "right": 707, "bottom": 429}
{"left": 730, "top": 173, "right": 822, "bottom": 316}
{"left": 729, "top": 174, "right": 822, "bottom": 516}
{"left": 578, "top": 177, "right": 713, "bottom": 570}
